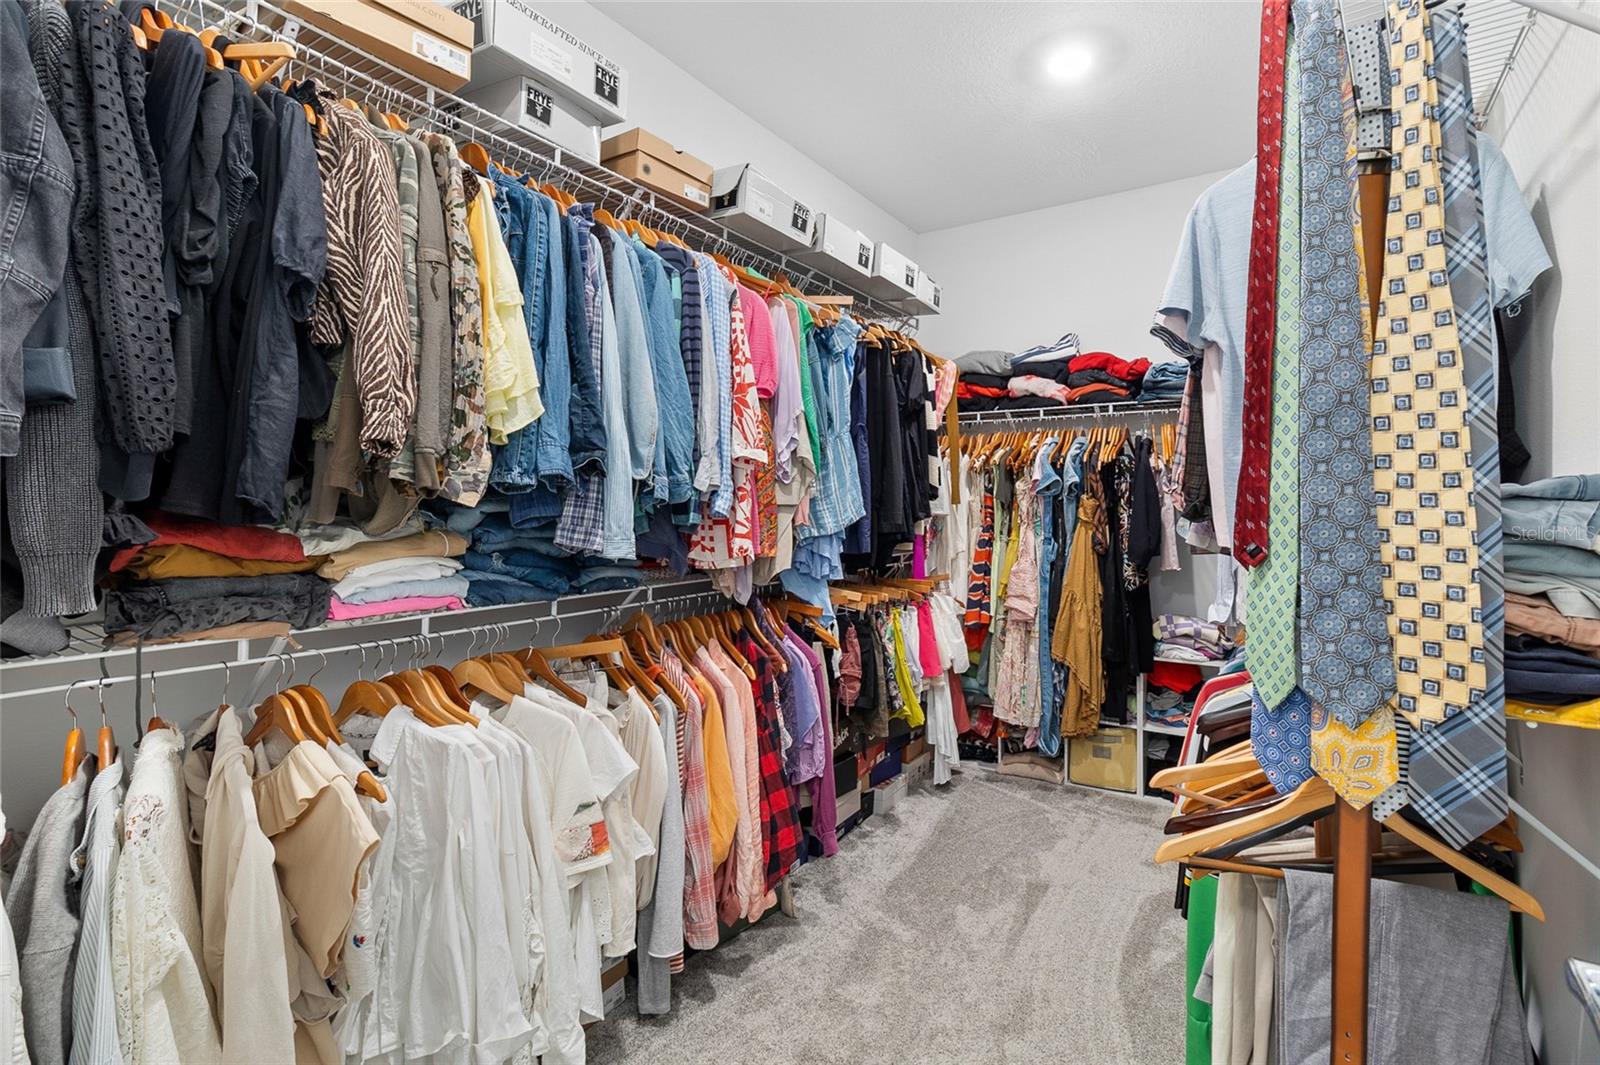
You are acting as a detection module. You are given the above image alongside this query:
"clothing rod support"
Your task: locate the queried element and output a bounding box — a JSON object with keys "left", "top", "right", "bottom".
{"left": 1510, "top": 0, "right": 1600, "bottom": 36}
{"left": 1508, "top": 797, "right": 1600, "bottom": 886}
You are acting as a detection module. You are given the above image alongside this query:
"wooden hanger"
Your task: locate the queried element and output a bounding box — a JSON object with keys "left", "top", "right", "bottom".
{"left": 519, "top": 647, "right": 588, "bottom": 704}
{"left": 462, "top": 142, "right": 494, "bottom": 175}
{"left": 141, "top": 667, "right": 175, "bottom": 734}
{"left": 333, "top": 678, "right": 399, "bottom": 726}
{"left": 1383, "top": 813, "right": 1545, "bottom": 920}
{"left": 594, "top": 633, "right": 661, "bottom": 700}
{"left": 62, "top": 681, "right": 89, "bottom": 785}
{"left": 1154, "top": 776, "right": 1335, "bottom": 865}
{"left": 484, "top": 651, "right": 529, "bottom": 694}
{"left": 91, "top": 681, "right": 117, "bottom": 772}
{"left": 223, "top": 39, "right": 292, "bottom": 89}
{"left": 711, "top": 617, "right": 757, "bottom": 681}
{"left": 244, "top": 688, "right": 310, "bottom": 748}
{"left": 423, "top": 664, "right": 472, "bottom": 710}
{"left": 452, "top": 653, "right": 515, "bottom": 704}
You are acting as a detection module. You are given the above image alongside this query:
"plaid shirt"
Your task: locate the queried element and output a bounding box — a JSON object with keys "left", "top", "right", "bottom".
{"left": 555, "top": 205, "right": 607, "bottom": 554}
{"left": 742, "top": 637, "right": 803, "bottom": 893}
{"left": 662, "top": 647, "right": 718, "bottom": 950}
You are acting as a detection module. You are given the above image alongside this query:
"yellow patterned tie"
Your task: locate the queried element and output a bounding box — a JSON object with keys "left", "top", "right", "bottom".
{"left": 1371, "top": 0, "right": 1484, "bottom": 725}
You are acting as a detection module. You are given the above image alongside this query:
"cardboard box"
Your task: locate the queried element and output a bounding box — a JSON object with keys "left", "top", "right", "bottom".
{"left": 868, "top": 748, "right": 903, "bottom": 788}
{"left": 835, "top": 783, "right": 862, "bottom": 826}
{"left": 799, "top": 213, "right": 874, "bottom": 283}
{"left": 454, "top": 0, "right": 627, "bottom": 123}
{"left": 864, "top": 241, "right": 919, "bottom": 299}
{"left": 903, "top": 750, "right": 933, "bottom": 790}
{"left": 1067, "top": 727, "right": 1138, "bottom": 793}
{"left": 903, "top": 731, "right": 929, "bottom": 765}
{"left": 282, "top": 0, "right": 473, "bottom": 91}
{"left": 709, "top": 165, "right": 814, "bottom": 253}
{"left": 601, "top": 128, "right": 712, "bottom": 210}
{"left": 460, "top": 75, "right": 600, "bottom": 162}
{"left": 873, "top": 774, "right": 909, "bottom": 815}
{"left": 906, "top": 270, "right": 942, "bottom": 316}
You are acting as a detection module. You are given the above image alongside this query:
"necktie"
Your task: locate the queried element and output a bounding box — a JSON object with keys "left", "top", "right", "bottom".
{"left": 1395, "top": 2, "right": 1508, "bottom": 848}
{"left": 1253, "top": 685, "right": 1315, "bottom": 793}
{"left": 1370, "top": 0, "right": 1486, "bottom": 725}
{"left": 1292, "top": 0, "right": 1397, "bottom": 728}
{"left": 1234, "top": 0, "right": 1291, "bottom": 567}
{"left": 1246, "top": 16, "right": 1302, "bottom": 711}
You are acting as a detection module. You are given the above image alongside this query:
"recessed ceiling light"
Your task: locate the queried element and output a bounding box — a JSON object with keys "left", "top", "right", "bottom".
{"left": 1044, "top": 40, "right": 1096, "bottom": 84}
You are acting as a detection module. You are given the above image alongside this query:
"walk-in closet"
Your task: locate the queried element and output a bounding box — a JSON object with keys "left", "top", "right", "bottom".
{"left": 1, "top": 0, "right": 1597, "bottom": 1062}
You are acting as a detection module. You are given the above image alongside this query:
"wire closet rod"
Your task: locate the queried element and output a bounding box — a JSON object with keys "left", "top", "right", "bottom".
{"left": 1, "top": 583, "right": 750, "bottom": 702}
{"left": 954, "top": 400, "right": 1182, "bottom": 432}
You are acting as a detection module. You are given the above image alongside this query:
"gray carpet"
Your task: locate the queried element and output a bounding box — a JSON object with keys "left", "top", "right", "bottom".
{"left": 588, "top": 767, "right": 1187, "bottom": 1065}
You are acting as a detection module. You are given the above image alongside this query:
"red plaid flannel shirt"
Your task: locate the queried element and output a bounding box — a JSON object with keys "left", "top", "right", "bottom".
{"left": 742, "top": 637, "right": 804, "bottom": 893}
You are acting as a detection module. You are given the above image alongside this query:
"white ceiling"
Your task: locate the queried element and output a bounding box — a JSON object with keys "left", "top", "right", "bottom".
{"left": 593, "top": 1, "right": 1260, "bottom": 233}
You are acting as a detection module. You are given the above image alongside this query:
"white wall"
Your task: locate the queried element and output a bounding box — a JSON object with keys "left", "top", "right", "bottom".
{"left": 537, "top": 1, "right": 919, "bottom": 252}
{"left": 912, "top": 169, "right": 1234, "bottom": 359}
{"left": 915, "top": 169, "right": 1232, "bottom": 623}
{"left": 1483, "top": 6, "right": 1600, "bottom": 1063}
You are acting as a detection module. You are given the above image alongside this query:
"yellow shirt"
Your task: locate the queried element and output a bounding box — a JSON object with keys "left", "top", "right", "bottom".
{"left": 689, "top": 661, "right": 738, "bottom": 868}
{"left": 466, "top": 184, "right": 542, "bottom": 443}
{"left": 889, "top": 612, "right": 926, "bottom": 727}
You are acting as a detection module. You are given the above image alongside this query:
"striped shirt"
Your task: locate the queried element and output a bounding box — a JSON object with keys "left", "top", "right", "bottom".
{"left": 661, "top": 650, "right": 718, "bottom": 950}
{"left": 69, "top": 758, "right": 125, "bottom": 1065}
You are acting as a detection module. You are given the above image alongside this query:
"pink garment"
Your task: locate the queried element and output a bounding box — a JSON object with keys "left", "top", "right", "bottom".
{"left": 912, "top": 533, "right": 927, "bottom": 579}
{"left": 326, "top": 594, "right": 465, "bottom": 620}
{"left": 786, "top": 637, "right": 838, "bottom": 857}
{"left": 915, "top": 601, "right": 943, "bottom": 680}
{"left": 739, "top": 285, "right": 778, "bottom": 400}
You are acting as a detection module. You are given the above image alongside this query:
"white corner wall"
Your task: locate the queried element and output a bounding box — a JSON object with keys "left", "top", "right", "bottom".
{"left": 911, "top": 169, "right": 1234, "bottom": 359}
{"left": 912, "top": 170, "right": 1235, "bottom": 622}
{"left": 537, "top": 1, "right": 919, "bottom": 251}
{"left": 1483, "top": 6, "right": 1600, "bottom": 1064}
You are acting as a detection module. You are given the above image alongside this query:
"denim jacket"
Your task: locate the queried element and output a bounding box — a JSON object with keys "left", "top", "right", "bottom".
{"left": 489, "top": 175, "right": 542, "bottom": 493}
{"left": 1, "top": 0, "right": 75, "bottom": 455}
{"left": 564, "top": 212, "right": 606, "bottom": 474}
{"left": 634, "top": 240, "right": 694, "bottom": 506}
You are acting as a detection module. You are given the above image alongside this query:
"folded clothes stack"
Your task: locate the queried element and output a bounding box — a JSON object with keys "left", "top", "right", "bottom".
{"left": 1139, "top": 359, "right": 1190, "bottom": 402}
{"left": 317, "top": 529, "right": 469, "bottom": 620}
{"left": 1145, "top": 659, "right": 1204, "bottom": 726}
{"left": 103, "top": 512, "right": 329, "bottom": 642}
{"left": 1503, "top": 475, "right": 1600, "bottom": 710}
{"left": 1153, "top": 613, "right": 1235, "bottom": 662}
{"left": 460, "top": 515, "right": 579, "bottom": 603}
{"left": 953, "top": 343, "right": 1153, "bottom": 413}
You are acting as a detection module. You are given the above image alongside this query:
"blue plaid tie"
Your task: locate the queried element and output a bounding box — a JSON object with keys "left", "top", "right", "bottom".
{"left": 1392, "top": 2, "right": 1508, "bottom": 847}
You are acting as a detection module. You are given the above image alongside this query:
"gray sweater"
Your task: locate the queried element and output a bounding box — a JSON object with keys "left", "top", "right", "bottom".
{"left": 2, "top": 0, "right": 103, "bottom": 619}
{"left": 4, "top": 764, "right": 89, "bottom": 1065}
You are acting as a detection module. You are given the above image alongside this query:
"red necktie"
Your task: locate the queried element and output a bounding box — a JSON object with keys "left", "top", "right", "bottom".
{"left": 1232, "top": 0, "right": 1289, "bottom": 568}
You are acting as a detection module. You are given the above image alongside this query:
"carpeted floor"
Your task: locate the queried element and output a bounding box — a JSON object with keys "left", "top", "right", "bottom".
{"left": 588, "top": 767, "right": 1187, "bottom": 1065}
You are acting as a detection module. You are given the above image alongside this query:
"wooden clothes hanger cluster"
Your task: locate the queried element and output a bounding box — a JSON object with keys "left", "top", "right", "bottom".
{"left": 133, "top": 7, "right": 224, "bottom": 69}
{"left": 827, "top": 575, "right": 946, "bottom": 615}
{"left": 1149, "top": 743, "right": 1544, "bottom": 920}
